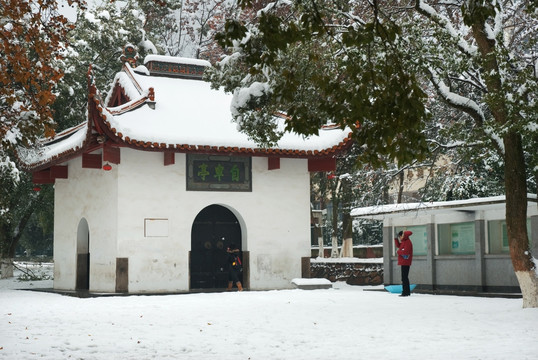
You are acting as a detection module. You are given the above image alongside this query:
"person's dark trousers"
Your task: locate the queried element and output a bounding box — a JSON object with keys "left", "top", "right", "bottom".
{"left": 401, "top": 265, "right": 411, "bottom": 296}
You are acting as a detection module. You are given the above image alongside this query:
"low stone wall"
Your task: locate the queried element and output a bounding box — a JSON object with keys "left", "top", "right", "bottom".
{"left": 311, "top": 246, "right": 383, "bottom": 259}
{"left": 309, "top": 262, "right": 383, "bottom": 285}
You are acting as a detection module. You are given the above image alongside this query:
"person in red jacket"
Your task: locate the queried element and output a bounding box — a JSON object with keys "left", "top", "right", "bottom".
{"left": 394, "top": 230, "right": 413, "bottom": 296}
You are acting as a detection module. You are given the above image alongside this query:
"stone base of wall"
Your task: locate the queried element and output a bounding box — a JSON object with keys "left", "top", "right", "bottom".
{"left": 311, "top": 246, "right": 383, "bottom": 259}
{"left": 310, "top": 262, "right": 383, "bottom": 285}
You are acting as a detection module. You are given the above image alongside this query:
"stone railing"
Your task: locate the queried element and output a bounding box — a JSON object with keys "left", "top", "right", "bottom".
{"left": 308, "top": 260, "right": 383, "bottom": 285}
{"left": 311, "top": 246, "right": 383, "bottom": 259}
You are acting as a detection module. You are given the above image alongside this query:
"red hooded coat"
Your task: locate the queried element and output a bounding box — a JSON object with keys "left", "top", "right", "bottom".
{"left": 395, "top": 230, "right": 413, "bottom": 266}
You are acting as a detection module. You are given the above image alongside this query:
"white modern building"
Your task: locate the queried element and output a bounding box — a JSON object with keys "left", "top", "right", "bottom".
{"left": 352, "top": 195, "right": 538, "bottom": 293}
{"left": 18, "top": 48, "right": 352, "bottom": 294}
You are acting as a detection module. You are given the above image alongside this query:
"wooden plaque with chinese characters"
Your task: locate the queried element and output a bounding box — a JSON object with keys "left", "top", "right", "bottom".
{"left": 187, "top": 155, "right": 252, "bottom": 192}
{"left": 145, "top": 60, "right": 205, "bottom": 79}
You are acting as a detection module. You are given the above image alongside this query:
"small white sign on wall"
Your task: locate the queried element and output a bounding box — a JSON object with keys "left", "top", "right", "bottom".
{"left": 144, "top": 218, "right": 169, "bottom": 237}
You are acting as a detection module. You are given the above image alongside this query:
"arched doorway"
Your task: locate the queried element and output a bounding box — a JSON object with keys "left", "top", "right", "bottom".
{"left": 76, "top": 218, "right": 90, "bottom": 290}
{"left": 190, "top": 205, "right": 242, "bottom": 289}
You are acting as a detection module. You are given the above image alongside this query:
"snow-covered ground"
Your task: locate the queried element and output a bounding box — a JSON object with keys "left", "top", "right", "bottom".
{"left": 1, "top": 263, "right": 537, "bottom": 360}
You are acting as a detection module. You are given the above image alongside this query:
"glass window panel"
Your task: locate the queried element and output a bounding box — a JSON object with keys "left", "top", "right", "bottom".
{"left": 488, "top": 219, "right": 531, "bottom": 254}
{"left": 395, "top": 225, "right": 428, "bottom": 256}
{"left": 438, "top": 222, "right": 475, "bottom": 255}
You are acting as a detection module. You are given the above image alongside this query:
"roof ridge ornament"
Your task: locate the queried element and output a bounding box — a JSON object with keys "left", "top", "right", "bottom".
{"left": 147, "top": 87, "right": 156, "bottom": 109}
{"left": 120, "top": 44, "right": 139, "bottom": 67}
{"left": 143, "top": 54, "right": 209, "bottom": 79}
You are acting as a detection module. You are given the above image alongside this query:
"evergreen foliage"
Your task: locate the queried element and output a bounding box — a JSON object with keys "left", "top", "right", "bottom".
{"left": 209, "top": 0, "right": 538, "bottom": 305}
{"left": 207, "top": 1, "right": 430, "bottom": 166}
{"left": 53, "top": 1, "right": 159, "bottom": 130}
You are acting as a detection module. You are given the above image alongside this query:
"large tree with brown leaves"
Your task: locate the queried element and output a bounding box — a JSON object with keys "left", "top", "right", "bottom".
{"left": 0, "top": 0, "right": 85, "bottom": 152}
{"left": 0, "top": 0, "right": 84, "bottom": 277}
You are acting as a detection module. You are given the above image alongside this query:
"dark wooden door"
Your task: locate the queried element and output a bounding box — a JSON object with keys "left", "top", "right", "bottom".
{"left": 76, "top": 253, "right": 89, "bottom": 290}
{"left": 190, "top": 205, "right": 241, "bottom": 289}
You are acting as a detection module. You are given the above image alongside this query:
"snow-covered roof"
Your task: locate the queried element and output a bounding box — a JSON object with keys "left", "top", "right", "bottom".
{"left": 17, "top": 122, "right": 91, "bottom": 171}
{"left": 18, "top": 55, "right": 353, "bottom": 171}
{"left": 351, "top": 194, "right": 538, "bottom": 220}
{"left": 144, "top": 54, "right": 211, "bottom": 67}
{"left": 101, "top": 63, "right": 351, "bottom": 152}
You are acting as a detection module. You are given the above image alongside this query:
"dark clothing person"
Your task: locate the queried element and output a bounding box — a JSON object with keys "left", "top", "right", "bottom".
{"left": 226, "top": 244, "right": 243, "bottom": 291}
{"left": 394, "top": 230, "right": 413, "bottom": 296}
{"left": 400, "top": 264, "right": 411, "bottom": 296}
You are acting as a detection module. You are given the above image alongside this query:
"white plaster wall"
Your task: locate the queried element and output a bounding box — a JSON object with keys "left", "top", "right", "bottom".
{"left": 247, "top": 156, "right": 311, "bottom": 290}
{"left": 115, "top": 149, "right": 189, "bottom": 293}
{"left": 114, "top": 149, "right": 311, "bottom": 293}
{"left": 53, "top": 154, "right": 118, "bottom": 292}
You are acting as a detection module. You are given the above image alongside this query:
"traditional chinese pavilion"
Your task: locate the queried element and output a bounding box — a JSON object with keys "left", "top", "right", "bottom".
{"left": 18, "top": 48, "right": 352, "bottom": 294}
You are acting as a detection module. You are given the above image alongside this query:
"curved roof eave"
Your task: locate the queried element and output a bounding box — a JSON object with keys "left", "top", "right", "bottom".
{"left": 18, "top": 61, "right": 356, "bottom": 173}
{"left": 15, "top": 121, "right": 94, "bottom": 172}
{"left": 88, "top": 64, "right": 355, "bottom": 158}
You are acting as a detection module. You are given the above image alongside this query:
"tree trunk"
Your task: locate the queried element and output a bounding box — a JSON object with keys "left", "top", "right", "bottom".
{"left": 310, "top": 210, "right": 323, "bottom": 258}
{"left": 504, "top": 132, "right": 538, "bottom": 308}
{"left": 0, "top": 223, "right": 15, "bottom": 278}
{"left": 397, "top": 171, "right": 404, "bottom": 203}
{"left": 0, "top": 232, "right": 17, "bottom": 279}
{"left": 340, "top": 213, "right": 353, "bottom": 258}
{"left": 0, "top": 194, "right": 40, "bottom": 279}
{"left": 330, "top": 182, "right": 339, "bottom": 258}
{"left": 467, "top": 5, "right": 538, "bottom": 307}
{"left": 0, "top": 258, "right": 14, "bottom": 279}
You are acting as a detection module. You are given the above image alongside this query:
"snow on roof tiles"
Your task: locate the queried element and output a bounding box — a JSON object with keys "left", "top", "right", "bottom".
{"left": 18, "top": 57, "right": 353, "bottom": 171}
{"left": 16, "top": 123, "right": 90, "bottom": 171}
{"left": 101, "top": 63, "right": 352, "bottom": 154}
{"left": 350, "top": 194, "right": 538, "bottom": 220}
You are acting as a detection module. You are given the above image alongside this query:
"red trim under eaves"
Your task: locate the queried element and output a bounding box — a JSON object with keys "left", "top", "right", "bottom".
{"left": 164, "top": 152, "right": 175, "bottom": 166}
{"left": 268, "top": 157, "right": 280, "bottom": 170}
{"left": 82, "top": 153, "right": 102, "bottom": 169}
{"left": 32, "top": 166, "right": 68, "bottom": 184}
{"left": 308, "top": 158, "right": 336, "bottom": 172}
{"left": 103, "top": 145, "right": 121, "bottom": 165}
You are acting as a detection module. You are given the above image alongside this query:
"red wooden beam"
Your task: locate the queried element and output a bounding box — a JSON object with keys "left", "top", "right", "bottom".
{"left": 164, "top": 152, "right": 175, "bottom": 166}
{"left": 33, "top": 170, "right": 54, "bottom": 184}
{"left": 82, "top": 153, "right": 102, "bottom": 169}
{"left": 103, "top": 146, "right": 121, "bottom": 164}
{"left": 268, "top": 157, "right": 280, "bottom": 170}
{"left": 50, "top": 166, "right": 68, "bottom": 179}
{"left": 308, "top": 158, "right": 336, "bottom": 172}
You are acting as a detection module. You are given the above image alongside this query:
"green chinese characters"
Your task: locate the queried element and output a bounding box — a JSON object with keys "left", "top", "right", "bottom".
{"left": 196, "top": 162, "right": 241, "bottom": 183}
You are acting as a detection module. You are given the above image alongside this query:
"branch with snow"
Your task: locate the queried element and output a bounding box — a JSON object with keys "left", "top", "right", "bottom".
{"left": 415, "top": 0, "right": 477, "bottom": 57}
{"left": 428, "top": 67, "right": 485, "bottom": 125}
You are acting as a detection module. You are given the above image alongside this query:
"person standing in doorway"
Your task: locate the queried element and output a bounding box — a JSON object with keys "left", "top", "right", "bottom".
{"left": 226, "top": 243, "right": 243, "bottom": 291}
{"left": 394, "top": 230, "right": 413, "bottom": 296}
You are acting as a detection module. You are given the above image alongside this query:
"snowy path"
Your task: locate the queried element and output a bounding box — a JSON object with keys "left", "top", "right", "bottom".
{"left": 1, "top": 278, "right": 537, "bottom": 360}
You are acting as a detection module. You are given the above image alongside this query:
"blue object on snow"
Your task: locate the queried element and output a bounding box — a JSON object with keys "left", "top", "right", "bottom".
{"left": 384, "top": 284, "right": 417, "bottom": 294}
